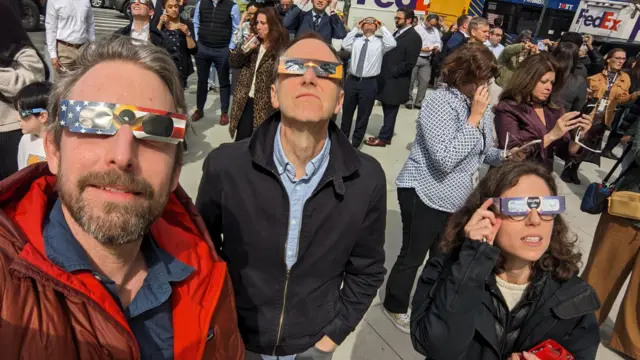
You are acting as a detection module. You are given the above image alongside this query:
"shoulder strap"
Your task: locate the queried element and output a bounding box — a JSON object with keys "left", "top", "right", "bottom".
{"left": 603, "top": 144, "right": 634, "bottom": 185}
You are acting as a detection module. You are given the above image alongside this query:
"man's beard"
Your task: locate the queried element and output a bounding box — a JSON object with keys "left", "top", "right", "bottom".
{"left": 58, "top": 168, "right": 170, "bottom": 247}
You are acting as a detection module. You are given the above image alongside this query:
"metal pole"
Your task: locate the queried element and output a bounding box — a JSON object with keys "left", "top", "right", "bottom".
{"left": 534, "top": 0, "right": 549, "bottom": 38}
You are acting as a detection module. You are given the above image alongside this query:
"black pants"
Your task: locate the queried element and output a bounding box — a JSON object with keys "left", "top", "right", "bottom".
{"left": 235, "top": 98, "right": 254, "bottom": 142}
{"left": 378, "top": 103, "right": 400, "bottom": 142}
{"left": 0, "top": 129, "right": 23, "bottom": 181}
{"left": 384, "top": 188, "right": 451, "bottom": 314}
{"left": 340, "top": 76, "right": 378, "bottom": 147}
{"left": 195, "top": 42, "right": 231, "bottom": 113}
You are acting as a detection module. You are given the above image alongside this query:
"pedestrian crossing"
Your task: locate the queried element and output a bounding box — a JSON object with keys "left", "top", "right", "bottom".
{"left": 92, "top": 7, "right": 131, "bottom": 36}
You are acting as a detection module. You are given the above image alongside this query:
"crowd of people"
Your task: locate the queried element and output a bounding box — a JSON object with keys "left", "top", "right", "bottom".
{"left": 2, "top": 0, "right": 640, "bottom": 359}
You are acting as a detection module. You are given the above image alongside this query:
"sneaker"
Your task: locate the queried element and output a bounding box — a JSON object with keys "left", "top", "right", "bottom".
{"left": 384, "top": 308, "right": 410, "bottom": 334}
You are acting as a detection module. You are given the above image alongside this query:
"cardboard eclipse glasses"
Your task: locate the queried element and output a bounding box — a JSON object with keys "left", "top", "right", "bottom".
{"left": 492, "top": 196, "right": 566, "bottom": 221}
{"left": 58, "top": 100, "right": 186, "bottom": 144}
{"left": 278, "top": 57, "right": 343, "bottom": 80}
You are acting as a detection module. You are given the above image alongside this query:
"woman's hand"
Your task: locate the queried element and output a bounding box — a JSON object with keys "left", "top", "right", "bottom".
{"left": 178, "top": 23, "right": 190, "bottom": 36}
{"left": 547, "top": 111, "right": 581, "bottom": 143}
{"left": 469, "top": 85, "right": 489, "bottom": 127}
{"left": 464, "top": 199, "right": 502, "bottom": 245}
{"left": 576, "top": 114, "right": 593, "bottom": 139}
{"left": 159, "top": 14, "right": 169, "bottom": 25}
{"left": 243, "top": 34, "right": 259, "bottom": 51}
{"left": 240, "top": 11, "right": 248, "bottom": 24}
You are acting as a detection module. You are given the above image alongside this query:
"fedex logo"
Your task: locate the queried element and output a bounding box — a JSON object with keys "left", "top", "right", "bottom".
{"left": 355, "top": 0, "right": 428, "bottom": 11}
{"left": 576, "top": 9, "right": 622, "bottom": 31}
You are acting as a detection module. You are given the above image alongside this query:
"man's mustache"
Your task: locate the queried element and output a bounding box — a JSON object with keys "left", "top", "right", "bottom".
{"left": 77, "top": 170, "right": 155, "bottom": 200}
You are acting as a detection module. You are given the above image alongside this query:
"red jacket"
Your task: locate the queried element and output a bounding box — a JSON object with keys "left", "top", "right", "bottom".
{"left": 0, "top": 163, "right": 245, "bottom": 359}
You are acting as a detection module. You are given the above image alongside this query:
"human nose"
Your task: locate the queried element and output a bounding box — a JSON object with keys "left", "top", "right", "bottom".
{"left": 301, "top": 67, "right": 319, "bottom": 85}
{"left": 524, "top": 209, "right": 542, "bottom": 226}
{"left": 105, "top": 126, "right": 137, "bottom": 171}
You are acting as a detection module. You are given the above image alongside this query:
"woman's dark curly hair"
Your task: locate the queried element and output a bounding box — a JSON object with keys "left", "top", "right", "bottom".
{"left": 441, "top": 43, "right": 499, "bottom": 91}
{"left": 440, "top": 161, "right": 582, "bottom": 281}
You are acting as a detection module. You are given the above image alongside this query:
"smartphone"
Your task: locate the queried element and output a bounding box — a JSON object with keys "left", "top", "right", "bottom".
{"left": 580, "top": 97, "right": 599, "bottom": 115}
{"left": 537, "top": 40, "right": 547, "bottom": 51}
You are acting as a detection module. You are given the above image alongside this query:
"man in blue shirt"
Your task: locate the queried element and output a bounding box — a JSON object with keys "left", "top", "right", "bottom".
{"left": 191, "top": 0, "right": 240, "bottom": 125}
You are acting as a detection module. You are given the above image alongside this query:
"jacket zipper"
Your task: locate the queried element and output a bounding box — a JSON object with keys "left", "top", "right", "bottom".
{"left": 11, "top": 260, "right": 141, "bottom": 359}
{"left": 270, "top": 171, "right": 334, "bottom": 355}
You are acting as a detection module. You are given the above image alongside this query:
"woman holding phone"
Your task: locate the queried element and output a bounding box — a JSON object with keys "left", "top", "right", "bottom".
{"left": 228, "top": 7, "right": 288, "bottom": 141}
{"left": 384, "top": 44, "right": 508, "bottom": 333}
{"left": 410, "top": 161, "right": 600, "bottom": 360}
{"left": 494, "top": 53, "right": 592, "bottom": 173}
{"left": 158, "top": 0, "right": 197, "bottom": 89}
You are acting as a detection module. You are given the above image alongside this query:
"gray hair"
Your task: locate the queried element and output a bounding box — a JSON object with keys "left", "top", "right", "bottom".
{"left": 48, "top": 36, "right": 186, "bottom": 145}
{"left": 468, "top": 17, "right": 489, "bottom": 33}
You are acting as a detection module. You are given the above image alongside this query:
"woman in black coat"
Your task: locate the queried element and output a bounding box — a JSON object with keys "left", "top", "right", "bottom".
{"left": 157, "top": 0, "right": 197, "bottom": 89}
{"left": 410, "top": 161, "right": 600, "bottom": 360}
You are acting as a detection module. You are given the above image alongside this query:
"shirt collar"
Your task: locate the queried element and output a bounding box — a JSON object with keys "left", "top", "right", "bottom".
{"left": 132, "top": 22, "right": 150, "bottom": 34}
{"left": 43, "top": 199, "right": 193, "bottom": 283}
{"left": 273, "top": 122, "right": 331, "bottom": 182}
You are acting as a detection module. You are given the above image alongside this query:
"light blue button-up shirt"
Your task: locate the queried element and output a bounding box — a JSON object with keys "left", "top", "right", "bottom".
{"left": 193, "top": 0, "right": 241, "bottom": 49}
{"left": 273, "top": 123, "right": 331, "bottom": 270}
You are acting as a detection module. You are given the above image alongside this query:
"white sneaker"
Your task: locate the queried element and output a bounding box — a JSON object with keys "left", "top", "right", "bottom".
{"left": 384, "top": 308, "right": 411, "bottom": 334}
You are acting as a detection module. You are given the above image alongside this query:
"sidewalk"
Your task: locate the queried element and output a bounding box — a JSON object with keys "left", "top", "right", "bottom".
{"left": 179, "top": 86, "right": 627, "bottom": 360}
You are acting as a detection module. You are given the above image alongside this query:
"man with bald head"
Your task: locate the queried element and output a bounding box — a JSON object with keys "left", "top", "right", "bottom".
{"left": 0, "top": 36, "right": 243, "bottom": 358}
{"left": 196, "top": 32, "right": 387, "bottom": 360}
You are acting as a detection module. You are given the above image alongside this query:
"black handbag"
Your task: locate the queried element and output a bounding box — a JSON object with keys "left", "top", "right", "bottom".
{"left": 581, "top": 144, "right": 634, "bottom": 214}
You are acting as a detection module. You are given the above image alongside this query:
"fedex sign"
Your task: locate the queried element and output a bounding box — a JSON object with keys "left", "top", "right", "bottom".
{"left": 355, "top": 0, "right": 428, "bottom": 11}
{"left": 575, "top": 9, "right": 622, "bottom": 31}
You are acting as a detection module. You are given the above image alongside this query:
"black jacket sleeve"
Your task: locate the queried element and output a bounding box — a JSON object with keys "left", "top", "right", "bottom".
{"left": 391, "top": 32, "right": 421, "bottom": 78}
{"left": 187, "top": 20, "right": 198, "bottom": 55}
{"left": 329, "top": 13, "right": 347, "bottom": 40}
{"left": 195, "top": 151, "right": 224, "bottom": 254}
{"left": 322, "top": 163, "right": 387, "bottom": 345}
{"left": 283, "top": 5, "right": 303, "bottom": 32}
{"left": 410, "top": 239, "right": 500, "bottom": 359}
{"left": 586, "top": 49, "right": 604, "bottom": 76}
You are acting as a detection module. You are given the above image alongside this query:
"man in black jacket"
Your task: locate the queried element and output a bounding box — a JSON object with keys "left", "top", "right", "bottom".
{"left": 114, "top": 0, "right": 165, "bottom": 47}
{"left": 560, "top": 32, "right": 604, "bottom": 78}
{"left": 195, "top": 32, "right": 387, "bottom": 359}
{"left": 365, "top": 8, "right": 421, "bottom": 147}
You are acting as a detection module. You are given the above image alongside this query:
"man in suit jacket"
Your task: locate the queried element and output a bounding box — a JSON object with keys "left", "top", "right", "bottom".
{"left": 365, "top": 8, "right": 421, "bottom": 147}
{"left": 284, "top": 0, "right": 347, "bottom": 43}
{"left": 444, "top": 14, "right": 471, "bottom": 53}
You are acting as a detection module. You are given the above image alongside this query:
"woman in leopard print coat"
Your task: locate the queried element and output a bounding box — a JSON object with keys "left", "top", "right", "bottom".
{"left": 228, "top": 7, "right": 289, "bottom": 141}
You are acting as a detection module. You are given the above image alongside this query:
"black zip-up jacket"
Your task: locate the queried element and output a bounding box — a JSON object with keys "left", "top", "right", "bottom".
{"left": 411, "top": 240, "right": 601, "bottom": 360}
{"left": 195, "top": 113, "right": 387, "bottom": 356}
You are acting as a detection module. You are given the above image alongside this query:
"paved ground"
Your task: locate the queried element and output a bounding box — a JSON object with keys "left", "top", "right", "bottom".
{"left": 30, "top": 9, "right": 631, "bottom": 359}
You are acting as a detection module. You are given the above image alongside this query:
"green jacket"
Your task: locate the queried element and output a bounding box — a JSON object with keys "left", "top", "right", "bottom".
{"left": 496, "top": 44, "right": 525, "bottom": 88}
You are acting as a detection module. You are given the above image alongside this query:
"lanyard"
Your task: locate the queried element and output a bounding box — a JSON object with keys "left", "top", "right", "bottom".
{"left": 603, "top": 71, "right": 619, "bottom": 100}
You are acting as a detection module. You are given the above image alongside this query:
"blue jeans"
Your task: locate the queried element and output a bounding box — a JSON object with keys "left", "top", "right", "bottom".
{"left": 196, "top": 42, "right": 230, "bottom": 113}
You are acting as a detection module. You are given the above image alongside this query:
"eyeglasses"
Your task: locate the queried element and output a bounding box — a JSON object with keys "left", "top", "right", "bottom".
{"left": 492, "top": 196, "right": 565, "bottom": 221}
{"left": 58, "top": 100, "right": 187, "bottom": 144}
{"left": 19, "top": 108, "right": 46, "bottom": 118}
{"left": 278, "top": 57, "right": 343, "bottom": 80}
{"left": 362, "top": 19, "right": 378, "bottom": 24}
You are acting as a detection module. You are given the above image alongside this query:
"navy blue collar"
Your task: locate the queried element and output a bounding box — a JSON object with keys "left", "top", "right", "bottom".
{"left": 43, "top": 199, "right": 194, "bottom": 312}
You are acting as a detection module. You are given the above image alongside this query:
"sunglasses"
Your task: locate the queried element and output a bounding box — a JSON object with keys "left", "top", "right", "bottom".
{"left": 58, "top": 100, "right": 187, "bottom": 144}
{"left": 19, "top": 108, "right": 46, "bottom": 118}
{"left": 278, "top": 57, "right": 343, "bottom": 80}
{"left": 362, "top": 19, "right": 378, "bottom": 24}
{"left": 492, "top": 196, "right": 565, "bottom": 221}
{"left": 132, "top": 0, "right": 151, "bottom": 5}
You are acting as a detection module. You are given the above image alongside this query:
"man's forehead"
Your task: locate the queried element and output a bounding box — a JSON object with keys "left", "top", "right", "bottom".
{"left": 68, "top": 61, "right": 176, "bottom": 113}
{"left": 283, "top": 39, "right": 339, "bottom": 62}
